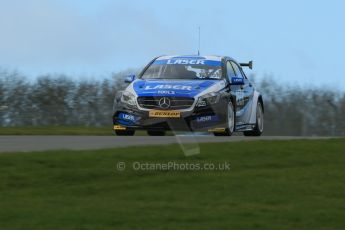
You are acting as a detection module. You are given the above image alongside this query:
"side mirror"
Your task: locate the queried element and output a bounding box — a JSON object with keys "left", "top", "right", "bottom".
{"left": 240, "top": 61, "right": 253, "bottom": 70}
{"left": 231, "top": 77, "right": 244, "bottom": 85}
{"left": 124, "top": 74, "right": 136, "bottom": 83}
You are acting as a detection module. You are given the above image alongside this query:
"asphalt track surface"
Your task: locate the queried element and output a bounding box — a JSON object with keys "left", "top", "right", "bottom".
{"left": 0, "top": 135, "right": 337, "bottom": 153}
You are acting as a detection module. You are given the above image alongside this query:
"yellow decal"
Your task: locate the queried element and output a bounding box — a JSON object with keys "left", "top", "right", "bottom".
{"left": 149, "top": 110, "right": 181, "bottom": 118}
{"left": 208, "top": 128, "right": 226, "bottom": 132}
{"left": 113, "top": 125, "right": 126, "bottom": 130}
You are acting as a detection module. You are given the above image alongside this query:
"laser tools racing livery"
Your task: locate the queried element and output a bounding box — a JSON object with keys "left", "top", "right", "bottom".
{"left": 113, "top": 55, "right": 264, "bottom": 136}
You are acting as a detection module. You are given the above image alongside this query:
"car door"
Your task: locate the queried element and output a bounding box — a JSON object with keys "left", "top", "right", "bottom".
{"left": 229, "top": 61, "right": 254, "bottom": 124}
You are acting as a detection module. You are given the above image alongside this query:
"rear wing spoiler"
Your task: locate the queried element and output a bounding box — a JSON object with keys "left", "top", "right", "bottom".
{"left": 240, "top": 61, "right": 253, "bottom": 70}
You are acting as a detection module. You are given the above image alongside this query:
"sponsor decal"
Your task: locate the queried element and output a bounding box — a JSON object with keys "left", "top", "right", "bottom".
{"left": 149, "top": 110, "right": 181, "bottom": 118}
{"left": 157, "top": 90, "right": 175, "bottom": 95}
{"left": 191, "top": 115, "right": 220, "bottom": 129}
{"left": 144, "top": 85, "right": 192, "bottom": 91}
{"left": 167, "top": 59, "right": 205, "bottom": 65}
{"left": 153, "top": 59, "right": 221, "bottom": 66}
{"left": 133, "top": 79, "right": 218, "bottom": 98}
{"left": 119, "top": 113, "right": 136, "bottom": 122}
{"left": 235, "top": 90, "right": 245, "bottom": 106}
{"left": 196, "top": 115, "right": 219, "bottom": 123}
{"left": 113, "top": 125, "right": 126, "bottom": 130}
{"left": 232, "top": 77, "right": 243, "bottom": 83}
{"left": 208, "top": 127, "right": 226, "bottom": 132}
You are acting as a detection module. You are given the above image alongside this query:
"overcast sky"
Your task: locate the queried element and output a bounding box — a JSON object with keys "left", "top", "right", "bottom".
{"left": 0, "top": 0, "right": 344, "bottom": 89}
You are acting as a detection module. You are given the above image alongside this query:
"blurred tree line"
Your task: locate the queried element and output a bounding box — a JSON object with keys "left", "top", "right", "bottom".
{"left": 250, "top": 75, "right": 345, "bottom": 136}
{"left": 0, "top": 69, "right": 129, "bottom": 127}
{"left": 0, "top": 69, "right": 344, "bottom": 136}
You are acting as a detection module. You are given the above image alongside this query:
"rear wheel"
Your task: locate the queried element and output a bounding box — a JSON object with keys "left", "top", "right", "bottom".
{"left": 244, "top": 102, "right": 264, "bottom": 136}
{"left": 147, "top": 130, "right": 166, "bottom": 136}
{"left": 214, "top": 100, "right": 235, "bottom": 136}
{"left": 115, "top": 130, "right": 135, "bottom": 136}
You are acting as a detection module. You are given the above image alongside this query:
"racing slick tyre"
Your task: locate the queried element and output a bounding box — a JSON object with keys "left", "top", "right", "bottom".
{"left": 214, "top": 100, "right": 235, "bottom": 136}
{"left": 115, "top": 130, "right": 135, "bottom": 136}
{"left": 244, "top": 102, "right": 264, "bottom": 136}
{"left": 147, "top": 130, "right": 166, "bottom": 136}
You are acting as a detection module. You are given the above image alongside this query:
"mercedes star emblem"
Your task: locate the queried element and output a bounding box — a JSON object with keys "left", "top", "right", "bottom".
{"left": 158, "top": 97, "right": 171, "bottom": 109}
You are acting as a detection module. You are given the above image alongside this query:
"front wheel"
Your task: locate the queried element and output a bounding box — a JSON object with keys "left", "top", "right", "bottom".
{"left": 214, "top": 100, "right": 235, "bottom": 136}
{"left": 244, "top": 102, "right": 264, "bottom": 136}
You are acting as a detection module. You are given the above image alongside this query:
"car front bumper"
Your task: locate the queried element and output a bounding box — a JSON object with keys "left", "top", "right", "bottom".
{"left": 113, "top": 99, "right": 228, "bottom": 132}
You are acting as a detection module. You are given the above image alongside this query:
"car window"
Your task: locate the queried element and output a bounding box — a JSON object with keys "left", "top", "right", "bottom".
{"left": 226, "top": 61, "right": 236, "bottom": 79}
{"left": 141, "top": 58, "right": 223, "bottom": 80}
{"left": 230, "top": 61, "right": 244, "bottom": 79}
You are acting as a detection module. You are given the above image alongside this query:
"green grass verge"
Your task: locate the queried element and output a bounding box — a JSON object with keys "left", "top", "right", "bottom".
{"left": 0, "top": 126, "right": 152, "bottom": 136}
{"left": 0, "top": 139, "right": 344, "bottom": 229}
{"left": 0, "top": 126, "right": 112, "bottom": 135}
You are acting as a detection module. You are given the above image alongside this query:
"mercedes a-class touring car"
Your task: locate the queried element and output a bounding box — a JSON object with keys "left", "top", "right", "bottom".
{"left": 113, "top": 55, "right": 264, "bottom": 136}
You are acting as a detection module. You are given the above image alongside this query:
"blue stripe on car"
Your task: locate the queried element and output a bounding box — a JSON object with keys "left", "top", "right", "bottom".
{"left": 153, "top": 59, "right": 221, "bottom": 66}
{"left": 133, "top": 80, "right": 218, "bottom": 97}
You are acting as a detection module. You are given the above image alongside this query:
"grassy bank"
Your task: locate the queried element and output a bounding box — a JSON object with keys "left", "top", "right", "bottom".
{"left": 0, "top": 139, "right": 344, "bottom": 229}
{"left": 0, "top": 126, "right": 171, "bottom": 136}
{"left": 0, "top": 126, "right": 112, "bottom": 135}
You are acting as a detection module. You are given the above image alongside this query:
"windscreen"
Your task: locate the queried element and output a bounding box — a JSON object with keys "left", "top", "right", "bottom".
{"left": 141, "top": 58, "right": 223, "bottom": 80}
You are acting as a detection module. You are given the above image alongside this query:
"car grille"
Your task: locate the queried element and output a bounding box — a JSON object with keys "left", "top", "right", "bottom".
{"left": 137, "top": 97, "right": 195, "bottom": 110}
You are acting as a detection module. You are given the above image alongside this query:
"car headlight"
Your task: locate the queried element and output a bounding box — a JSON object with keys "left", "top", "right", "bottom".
{"left": 121, "top": 91, "right": 136, "bottom": 106}
{"left": 196, "top": 92, "right": 220, "bottom": 107}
